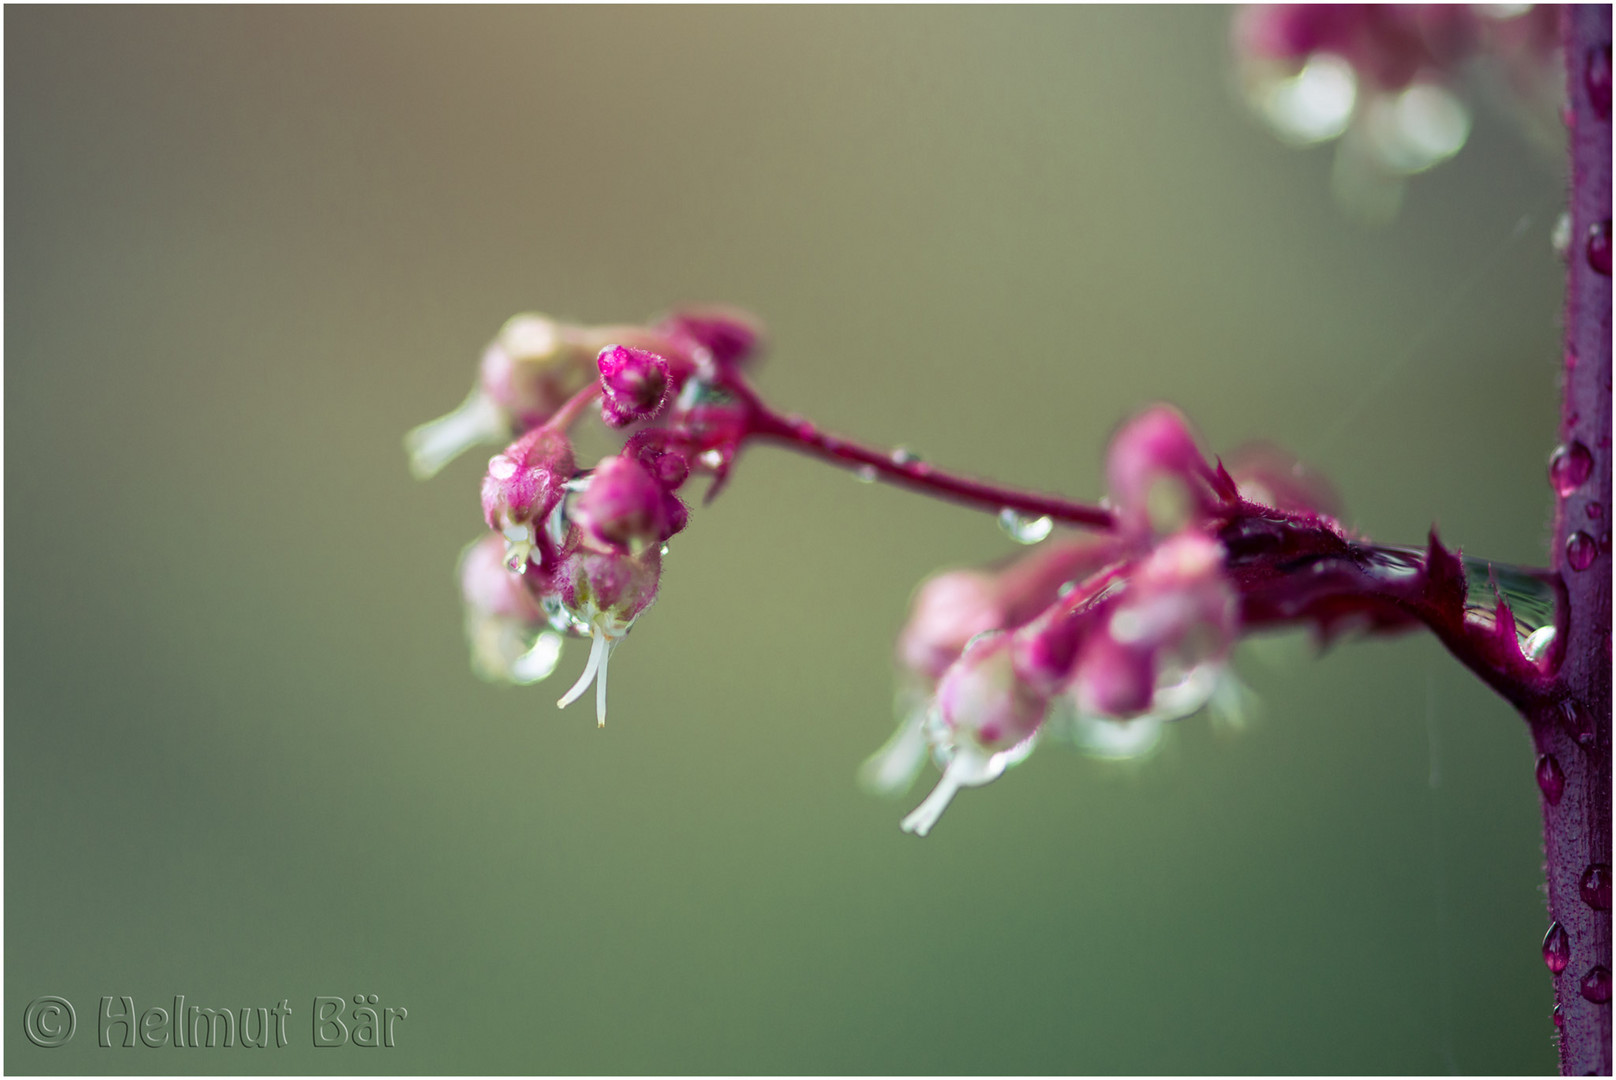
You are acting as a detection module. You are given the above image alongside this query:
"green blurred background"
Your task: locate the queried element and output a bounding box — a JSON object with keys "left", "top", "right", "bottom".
{"left": 7, "top": 6, "right": 1568, "bottom": 1074}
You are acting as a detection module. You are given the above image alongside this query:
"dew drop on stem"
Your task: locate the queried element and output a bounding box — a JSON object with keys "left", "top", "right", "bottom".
{"left": 1580, "top": 965, "right": 1612, "bottom": 1004}
{"left": 1580, "top": 864, "right": 1611, "bottom": 911}
{"left": 1550, "top": 441, "right": 1594, "bottom": 496}
{"left": 1544, "top": 921, "right": 1572, "bottom": 974}
{"left": 997, "top": 509, "right": 1053, "bottom": 545}
{"left": 1566, "top": 531, "right": 1598, "bottom": 571}
{"left": 1538, "top": 753, "right": 1566, "bottom": 805}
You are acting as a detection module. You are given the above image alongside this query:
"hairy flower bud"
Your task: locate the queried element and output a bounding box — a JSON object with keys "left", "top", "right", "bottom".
{"left": 553, "top": 545, "right": 663, "bottom": 727}
{"left": 482, "top": 427, "right": 575, "bottom": 572}
{"left": 657, "top": 306, "right": 764, "bottom": 370}
{"left": 569, "top": 455, "right": 688, "bottom": 554}
{"left": 597, "top": 345, "right": 674, "bottom": 428}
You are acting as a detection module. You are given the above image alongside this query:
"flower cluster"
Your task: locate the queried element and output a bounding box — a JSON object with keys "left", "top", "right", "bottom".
{"left": 418, "top": 307, "right": 763, "bottom": 726}
{"left": 1233, "top": 4, "right": 1562, "bottom": 220}
{"left": 412, "top": 305, "right": 1557, "bottom": 835}
{"left": 864, "top": 408, "right": 1266, "bottom": 835}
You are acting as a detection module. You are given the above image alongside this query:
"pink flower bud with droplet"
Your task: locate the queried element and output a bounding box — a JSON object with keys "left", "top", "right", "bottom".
{"left": 481, "top": 427, "right": 575, "bottom": 573}
{"left": 897, "top": 632, "right": 1049, "bottom": 837}
{"left": 1106, "top": 406, "right": 1225, "bottom": 538}
{"left": 569, "top": 454, "right": 688, "bottom": 555}
{"left": 597, "top": 345, "right": 674, "bottom": 428}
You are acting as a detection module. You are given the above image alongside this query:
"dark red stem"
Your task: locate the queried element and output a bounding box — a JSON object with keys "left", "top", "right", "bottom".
{"left": 1539, "top": 8, "right": 1612, "bottom": 1073}
{"left": 721, "top": 374, "right": 1116, "bottom": 530}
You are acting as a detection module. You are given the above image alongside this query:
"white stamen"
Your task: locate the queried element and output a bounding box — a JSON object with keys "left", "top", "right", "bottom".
{"left": 900, "top": 767, "right": 963, "bottom": 837}
{"left": 558, "top": 629, "right": 607, "bottom": 712}
{"left": 405, "top": 389, "right": 508, "bottom": 480}
{"left": 595, "top": 638, "right": 617, "bottom": 727}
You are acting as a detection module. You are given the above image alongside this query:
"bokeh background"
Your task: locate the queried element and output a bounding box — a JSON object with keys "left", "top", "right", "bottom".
{"left": 7, "top": 6, "right": 1569, "bottom": 1074}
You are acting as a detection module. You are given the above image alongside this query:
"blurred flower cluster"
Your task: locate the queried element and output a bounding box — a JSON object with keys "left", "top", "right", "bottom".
{"left": 862, "top": 408, "right": 1337, "bottom": 834}
{"left": 1233, "top": 4, "right": 1563, "bottom": 219}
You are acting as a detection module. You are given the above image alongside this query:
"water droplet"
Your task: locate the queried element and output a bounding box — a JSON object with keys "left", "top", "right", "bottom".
{"left": 853, "top": 465, "right": 878, "bottom": 484}
{"left": 1538, "top": 753, "right": 1566, "bottom": 805}
{"left": 1581, "top": 864, "right": 1611, "bottom": 910}
{"left": 1588, "top": 44, "right": 1613, "bottom": 120}
{"left": 1550, "top": 442, "right": 1594, "bottom": 496}
{"left": 1553, "top": 1003, "right": 1565, "bottom": 1029}
{"left": 1523, "top": 626, "right": 1557, "bottom": 661}
{"left": 890, "top": 446, "right": 921, "bottom": 467}
{"left": 1581, "top": 965, "right": 1612, "bottom": 1003}
{"left": 1553, "top": 210, "right": 1573, "bottom": 258}
{"left": 1590, "top": 501, "right": 1604, "bottom": 520}
{"left": 698, "top": 448, "right": 725, "bottom": 470}
{"left": 1589, "top": 220, "right": 1612, "bottom": 277}
{"left": 1566, "top": 531, "right": 1597, "bottom": 571}
{"left": 1544, "top": 921, "right": 1572, "bottom": 974}
{"left": 997, "top": 508, "right": 1053, "bottom": 545}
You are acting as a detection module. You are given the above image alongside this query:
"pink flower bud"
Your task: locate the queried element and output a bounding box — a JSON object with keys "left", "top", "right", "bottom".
{"left": 553, "top": 545, "right": 663, "bottom": 727}
{"left": 570, "top": 455, "right": 688, "bottom": 554}
{"left": 657, "top": 306, "right": 764, "bottom": 369}
{"left": 480, "top": 314, "right": 600, "bottom": 426}
{"left": 458, "top": 535, "right": 564, "bottom": 685}
{"left": 936, "top": 633, "right": 1048, "bottom": 753}
{"left": 1106, "top": 406, "right": 1224, "bottom": 537}
{"left": 897, "top": 632, "right": 1048, "bottom": 837}
{"left": 481, "top": 427, "right": 575, "bottom": 573}
{"left": 1073, "top": 534, "right": 1237, "bottom": 720}
{"left": 623, "top": 431, "right": 694, "bottom": 491}
{"left": 597, "top": 345, "right": 674, "bottom": 428}
{"left": 897, "top": 571, "right": 1005, "bottom": 681}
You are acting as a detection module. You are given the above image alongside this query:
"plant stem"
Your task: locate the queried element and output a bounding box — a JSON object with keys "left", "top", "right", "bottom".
{"left": 727, "top": 377, "right": 1116, "bottom": 530}
{"left": 1540, "top": 7, "right": 1612, "bottom": 1073}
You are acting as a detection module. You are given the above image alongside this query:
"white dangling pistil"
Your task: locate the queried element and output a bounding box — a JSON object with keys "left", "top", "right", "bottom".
{"left": 558, "top": 629, "right": 607, "bottom": 713}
